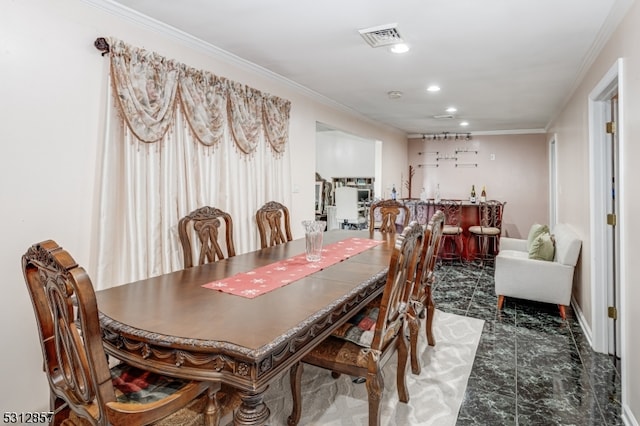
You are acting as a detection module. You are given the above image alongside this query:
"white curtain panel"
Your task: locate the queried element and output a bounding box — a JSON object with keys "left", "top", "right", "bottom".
{"left": 95, "top": 39, "right": 291, "bottom": 290}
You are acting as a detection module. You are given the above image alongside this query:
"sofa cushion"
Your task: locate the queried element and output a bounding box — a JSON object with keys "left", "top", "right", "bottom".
{"left": 527, "top": 224, "right": 550, "bottom": 250}
{"left": 528, "top": 233, "right": 555, "bottom": 261}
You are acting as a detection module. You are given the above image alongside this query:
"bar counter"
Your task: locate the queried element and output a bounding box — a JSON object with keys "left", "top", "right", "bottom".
{"left": 399, "top": 199, "right": 499, "bottom": 260}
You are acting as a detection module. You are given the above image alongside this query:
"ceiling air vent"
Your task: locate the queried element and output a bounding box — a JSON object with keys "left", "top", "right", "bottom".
{"left": 359, "top": 23, "right": 404, "bottom": 48}
{"left": 433, "top": 114, "right": 455, "bottom": 119}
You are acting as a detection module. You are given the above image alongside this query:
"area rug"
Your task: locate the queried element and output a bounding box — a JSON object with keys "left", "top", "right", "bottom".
{"left": 261, "top": 309, "right": 485, "bottom": 425}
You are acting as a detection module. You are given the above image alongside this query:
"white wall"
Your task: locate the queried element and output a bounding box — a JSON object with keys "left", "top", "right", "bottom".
{"left": 316, "top": 130, "right": 376, "bottom": 179}
{"left": 408, "top": 133, "right": 549, "bottom": 238}
{"left": 0, "top": 0, "right": 407, "bottom": 413}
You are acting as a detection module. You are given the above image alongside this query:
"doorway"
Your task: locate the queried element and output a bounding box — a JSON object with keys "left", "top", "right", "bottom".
{"left": 315, "top": 123, "right": 382, "bottom": 230}
{"left": 588, "top": 59, "right": 624, "bottom": 371}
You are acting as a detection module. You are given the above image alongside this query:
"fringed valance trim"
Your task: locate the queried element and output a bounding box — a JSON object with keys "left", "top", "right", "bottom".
{"left": 96, "top": 37, "right": 290, "bottom": 157}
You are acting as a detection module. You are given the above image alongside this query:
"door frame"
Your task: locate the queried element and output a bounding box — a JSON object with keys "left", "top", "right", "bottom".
{"left": 548, "top": 134, "right": 558, "bottom": 230}
{"left": 588, "top": 59, "right": 626, "bottom": 365}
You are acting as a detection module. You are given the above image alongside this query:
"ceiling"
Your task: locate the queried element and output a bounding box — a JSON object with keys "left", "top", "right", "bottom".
{"left": 109, "top": 0, "right": 628, "bottom": 136}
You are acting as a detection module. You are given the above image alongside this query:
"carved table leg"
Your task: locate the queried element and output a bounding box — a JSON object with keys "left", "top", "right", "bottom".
{"left": 233, "top": 387, "right": 270, "bottom": 426}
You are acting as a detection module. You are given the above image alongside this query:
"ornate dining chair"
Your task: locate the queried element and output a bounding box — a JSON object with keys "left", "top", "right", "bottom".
{"left": 438, "top": 199, "right": 464, "bottom": 264}
{"left": 287, "top": 221, "right": 424, "bottom": 426}
{"left": 256, "top": 201, "right": 292, "bottom": 249}
{"left": 178, "top": 207, "right": 242, "bottom": 422}
{"left": 179, "top": 206, "right": 236, "bottom": 268}
{"left": 468, "top": 200, "right": 507, "bottom": 263}
{"left": 22, "top": 240, "right": 210, "bottom": 426}
{"left": 407, "top": 210, "right": 445, "bottom": 375}
{"left": 368, "top": 199, "right": 410, "bottom": 233}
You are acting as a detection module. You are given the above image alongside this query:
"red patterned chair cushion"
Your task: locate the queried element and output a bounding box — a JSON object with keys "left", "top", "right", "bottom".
{"left": 331, "top": 297, "right": 383, "bottom": 348}
{"left": 111, "top": 363, "right": 191, "bottom": 404}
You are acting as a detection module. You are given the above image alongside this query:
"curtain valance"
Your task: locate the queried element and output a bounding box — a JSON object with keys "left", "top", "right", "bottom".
{"left": 107, "top": 37, "right": 290, "bottom": 155}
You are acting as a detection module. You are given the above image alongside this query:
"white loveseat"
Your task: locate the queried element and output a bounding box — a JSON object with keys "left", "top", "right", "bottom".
{"left": 494, "top": 224, "right": 582, "bottom": 319}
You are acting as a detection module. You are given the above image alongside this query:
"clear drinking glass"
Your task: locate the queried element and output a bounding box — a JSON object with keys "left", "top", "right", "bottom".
{"left": 302, "top": 220, "right": 326, "bottom": 262}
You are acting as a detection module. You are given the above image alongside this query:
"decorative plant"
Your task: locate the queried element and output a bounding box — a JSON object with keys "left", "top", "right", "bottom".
{"left": 404, "top": 165, "right": 415, "bottom": 199}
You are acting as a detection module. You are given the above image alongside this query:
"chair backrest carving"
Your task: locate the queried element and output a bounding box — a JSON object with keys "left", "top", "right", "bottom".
{"left": 179, "top": 206, "right": 236, "bottom": 268}
{"left": 22, "top": 240, "right": 115, "bottom": 422}
{"left": 478, "top": 200, "right": 506, "bottom": 229}
{"left": 438, "top": 199, "right": 463, "bottom": 227}
{"left": 256, "top": 201, "right": 292, "bottom": 249}
{"left": 370, "top": 221, "right": 424, "bottom": 351}
{"left": 369, "top": 200, "right": 411, "bottom": 233}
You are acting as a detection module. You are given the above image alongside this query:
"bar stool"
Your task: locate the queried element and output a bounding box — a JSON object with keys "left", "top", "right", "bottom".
{"left": 468, "top": 200, "right": 506, "bottom": 264}
{"left": 438, "top": 199, "right": 464, "bottom": 264}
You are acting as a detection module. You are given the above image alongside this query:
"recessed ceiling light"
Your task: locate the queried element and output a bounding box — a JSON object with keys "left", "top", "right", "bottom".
{"left": 427, "top": 85, "right": 441, "bottom": 92}
{"left": 460, "top": 121, "right": 469, "bottom": 127}
{"left": 390, "top": 43, "right": 410, "bottom": 54}
{"left": 446, "top": 107, "right": 457, "bottom": 113}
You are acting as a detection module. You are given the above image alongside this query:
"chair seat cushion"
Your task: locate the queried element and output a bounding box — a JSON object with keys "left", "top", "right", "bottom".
{"left": 308, "top": 322, "right": 401, "bottom": 368}
{"left": 111, "top": 364, "right": 192, "bottom": 404}
{"left": 468, "top": 225, "right": 501, "bottom": 236}
{"left": 331, "top": 300, "right": 381, "bottom": 348}
{"left": 443, "top": 225, "right": 462, "bottom": 235}
{"left": 304, "top": 335, "right": 373, "bottom": 368}
{"left": 66, "top": 387, "right": 237, "bottom": 426}
{"left": 65, "top": 365, "right": 207, "bottom": 425}
{"left": 330, "top": 294, "right": 401, "bottom": 346}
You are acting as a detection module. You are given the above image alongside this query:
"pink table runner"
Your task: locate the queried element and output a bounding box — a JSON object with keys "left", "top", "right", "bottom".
{"left": 202, "top": 237, "right": 383, "bottom": 299}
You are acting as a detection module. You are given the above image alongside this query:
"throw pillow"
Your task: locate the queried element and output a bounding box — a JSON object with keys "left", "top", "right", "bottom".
{"left": 528, "top": 232, "right": 555, "bottom": 261}
{"left": 527, "top": 224, "right": 550, "bottom": 250}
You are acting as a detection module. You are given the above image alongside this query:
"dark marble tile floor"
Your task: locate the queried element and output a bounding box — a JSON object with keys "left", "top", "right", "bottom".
{"left": 432, "top": 262, "right": 622, "bottom": 426}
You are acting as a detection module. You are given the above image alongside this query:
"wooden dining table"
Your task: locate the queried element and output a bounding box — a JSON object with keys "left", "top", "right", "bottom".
{"left": 96, "top": 230, "right": 396, "bottom": 425}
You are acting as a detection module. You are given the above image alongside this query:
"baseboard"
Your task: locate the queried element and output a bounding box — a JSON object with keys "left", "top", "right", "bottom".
{"left": 623, "top": 405, "right": 639, "bottom": 426}
{"left": 570, "top": 296, "right": 594, "bottom": 349}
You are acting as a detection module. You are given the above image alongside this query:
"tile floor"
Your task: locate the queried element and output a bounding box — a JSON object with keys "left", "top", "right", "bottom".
{"left": 432, "top": 262, "right": 623, "bottom": 426}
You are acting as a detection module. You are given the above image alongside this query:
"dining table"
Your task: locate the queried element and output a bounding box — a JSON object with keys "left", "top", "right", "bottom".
{"left": 96, "top": 229, "right": 397, "bottom": 425}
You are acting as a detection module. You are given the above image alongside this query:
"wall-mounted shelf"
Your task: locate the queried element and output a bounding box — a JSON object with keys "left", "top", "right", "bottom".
{"left": 417, "top": 148, "right": 480, "bottom": 169}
